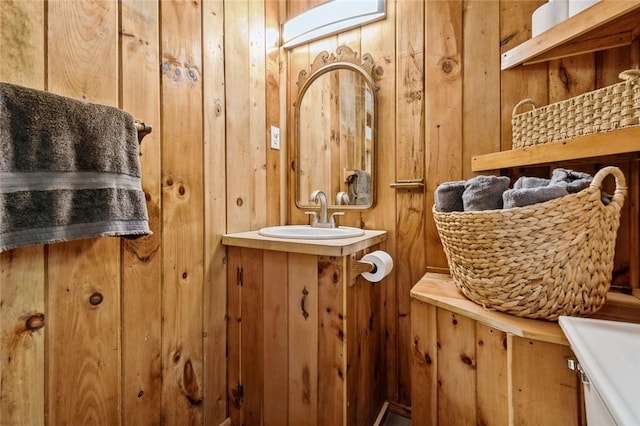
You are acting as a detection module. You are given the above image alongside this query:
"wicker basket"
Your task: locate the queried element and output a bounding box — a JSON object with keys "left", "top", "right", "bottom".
{"left": 512, "top": 69, "right": 640, "bottom": 149}
{"left": 433, "top": 167, "right": 627, "bottom": 320}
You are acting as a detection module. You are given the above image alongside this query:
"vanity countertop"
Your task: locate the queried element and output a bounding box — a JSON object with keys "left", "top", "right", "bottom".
{"left": 222, "top": 228, "right": 386, "bottom": 256}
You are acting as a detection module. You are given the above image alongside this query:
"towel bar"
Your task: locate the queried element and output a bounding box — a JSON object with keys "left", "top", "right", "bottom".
{"left": 134, "top": 120, "right": 152, "bottom": 144}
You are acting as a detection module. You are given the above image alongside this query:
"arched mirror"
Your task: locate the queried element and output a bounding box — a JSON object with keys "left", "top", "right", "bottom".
{"left": 295, "top": 45, "right": 379, "bottom": 209}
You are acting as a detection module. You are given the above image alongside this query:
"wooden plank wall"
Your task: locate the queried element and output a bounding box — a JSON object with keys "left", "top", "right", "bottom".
{"left": 1, "top": 0, "right": 638, "bottom": 423}
{"left": 0, "top": 0, "right": 277, "bottom": 424}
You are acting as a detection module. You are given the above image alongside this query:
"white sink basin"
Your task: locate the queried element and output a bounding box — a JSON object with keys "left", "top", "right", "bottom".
{"left": 258, "top": 225, "right": 365, "bottom": 240}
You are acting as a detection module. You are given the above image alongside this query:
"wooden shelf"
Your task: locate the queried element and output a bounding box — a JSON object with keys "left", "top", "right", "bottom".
{"left": 501, "top": 0, "right": 640, "bottom": 70}
{"left": 472, "top": 126, "right": 640, "bottom": 171}
{"left": 411, "top": 273, "right": 640, "bottom": 345}
{"left": 411, "top": 273, "right": 569, "bottom": 345}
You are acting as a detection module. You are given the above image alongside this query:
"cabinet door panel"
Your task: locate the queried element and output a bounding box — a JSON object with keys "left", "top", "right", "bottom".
{"left": 476, "top": 324, "right": 508, "bottom": 426}
{"left": 263, "top": 250, "right": 289, "bottom": 425}
{"left": 436, "top": 309, "right": 476, "bottom": 426}
{"left": 510, "top": 336, "right": 581, "bottom": 425}
{"left": 288, "top": 253, "right": 318, "bottom": 425}
{"left": 317, "top": 256, "right": 346, "bottom": 426}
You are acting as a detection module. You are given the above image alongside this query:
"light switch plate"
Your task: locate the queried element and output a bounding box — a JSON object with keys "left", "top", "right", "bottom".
{"left": 270, "top": 126, "right": 280, "bottom": 150}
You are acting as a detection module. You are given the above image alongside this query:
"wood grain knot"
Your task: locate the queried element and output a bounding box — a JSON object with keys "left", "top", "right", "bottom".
{"left": 25, "top": 313, "right": 45, "bottom": 332}
{"left": 425, "top": 352, "right": 432, "bottom": 365}
{"left": 187, "top": 68, "right": 198, "bottom": 82}
{"left": 441, "top": 58, "right": 456, "bottom": 74}
{"left": 236, "top": 197, "right": 244, "bottom": 207}
{"left": 89, "top": 292, "right": 103, "bottom": 306}
{"left": 183, "top": 360, "right": 202, "bottom": 405}
{"left": 460, "top": 354, "right": 474, "bottom": 366}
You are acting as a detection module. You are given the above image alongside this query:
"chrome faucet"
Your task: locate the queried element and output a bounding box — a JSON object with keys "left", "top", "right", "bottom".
{"left": 306, "top": 190, "right": 344, "bottom": 228}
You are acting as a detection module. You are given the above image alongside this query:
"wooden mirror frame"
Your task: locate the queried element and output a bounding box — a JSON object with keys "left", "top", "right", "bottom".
{"left": 294, "top": 45, "right": 380, "bottom": 210}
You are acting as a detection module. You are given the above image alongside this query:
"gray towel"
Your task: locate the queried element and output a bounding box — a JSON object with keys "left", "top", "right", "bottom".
{"left": 503, "top": 185, "right": 568, "bottom": 209}
{"left": 462, "top": 175, "right": 511, "bottom": 211}
{"left": 550, "top": 168, "right": 592, "bottom": 193}
{"left": 434, "top": 180, "right": 466, "bottom": 212}
{"left": 347, "top": 170, "right": 371, "bottom": 206}
{"left": 0, "top": 82, "right": 151, "bottom": 252}
{"left": 513, "top": 176, "right": 550, "bottom": 189}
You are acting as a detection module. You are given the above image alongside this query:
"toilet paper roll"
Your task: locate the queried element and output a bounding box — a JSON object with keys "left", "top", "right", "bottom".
{"left": 360, "top": 250, "right": 393, "bottom": 283}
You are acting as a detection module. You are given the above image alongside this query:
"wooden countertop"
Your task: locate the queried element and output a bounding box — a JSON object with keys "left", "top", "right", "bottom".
{"left": 222, "top": 229, "right": 387, "bottom": 256}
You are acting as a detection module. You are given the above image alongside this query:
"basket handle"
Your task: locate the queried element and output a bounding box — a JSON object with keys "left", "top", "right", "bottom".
{"left": 618, "top": 69, "right": 640, "bottom": 82}
{"left": 590, "top": 166, "right": 627, "bottom": 209}
{"left": 512, "top": 99, "right": 536, "bottom": 117}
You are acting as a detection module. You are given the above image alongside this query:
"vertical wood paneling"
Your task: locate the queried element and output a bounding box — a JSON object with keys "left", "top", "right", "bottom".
{"left": 120, "top": 2, "right": 163, "bottom": 424}
{"left": 226, "top": 0, "right": 268, "bottom": 233}
{"left": 424, "top": 0, "right": 463, "bottom": 271}
{"left": 317, "top": 256, "right": 345, "bottom": 426}
{"left": 509, "top": 336, "right": 580, "bottom": 425}
{"left": 266, "top": 0, "right": 282, "bottom": 226}
{"left": 359, "top": 7, "right": 398, "bottom": 402}
{"left": 436, "top": 309, "right": 476, "bottom": 426}
{"left": 395, "top": 0, "right": 425, "bottom": 405}
{"left": 225, "top": 0, "right": 251, "bottom": 234}
{"left": 226, "top": 246, "right": 242, "bottom": 426}
{"left": 263, "top": 250, "right": 289, "bottom": 425}
{"left": 351, "top": 271, "right": 386, "bottom": 426}
{"left": 475, "top": 324, "right": 508, "bottom": 426}
{"left": 160, "top": 1, "right": 204, "bottom": 423}
{"left": 0, "top": 0, "right": 45, "bottom": 87}
{"left": 46, "top": 1, "right": 122, "bottom": 424}
{"left": 241, "top": 248, "right": 264, "bottom": 425}
{"left": 288, "top": 253, "right": 318, "bottom": 425}
{"left": 0, "top": 247, "right": 45, "bottom": 426}
{"left": 0, "top": 2, "right": 46, "bottom": 425}
{"left": 462, "top": 0, "right": 501, "bottom": 179}
{"left": 203, "top": 0, "right": 228, "bottom": 423}
{"left": 410, "top": 300, "right": 437, "bottom": 426}
{"left": 249, "top": 0, "right": 268, "bottom": 229}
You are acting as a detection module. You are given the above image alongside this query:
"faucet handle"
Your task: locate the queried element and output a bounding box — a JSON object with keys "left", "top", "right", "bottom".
{"left": 329, "top": 211, "right": 345, "bottom": 228}
{"left": 305, "top": 211, "right": 319, "bottom": 225}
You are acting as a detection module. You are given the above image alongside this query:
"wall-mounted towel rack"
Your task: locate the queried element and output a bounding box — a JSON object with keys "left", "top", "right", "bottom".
{"left": 134, "top": 120, "right": 152, "bottom": 144}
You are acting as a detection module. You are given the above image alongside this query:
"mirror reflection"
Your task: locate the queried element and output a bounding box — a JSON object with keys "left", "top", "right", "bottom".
{"left": 295, "top": 46, "right": 378, "bottom": 209}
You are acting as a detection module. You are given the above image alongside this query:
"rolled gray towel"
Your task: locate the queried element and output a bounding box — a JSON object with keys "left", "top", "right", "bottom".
{"left": 462, "top": 175, "right": 511, "bottom": 211}
{"left": 550, "top": 168, "right": 592, "bottom": 193}
{"left": 513, "top": 176, "right": 550, "bottom": 189}
{"left": 434, "top": 180, "right": 466, "bottom": 212}
{"left": 503, "top": 185, "right": 568, "bottom": 209}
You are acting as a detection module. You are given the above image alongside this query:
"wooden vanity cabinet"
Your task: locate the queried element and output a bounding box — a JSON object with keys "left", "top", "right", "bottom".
{"left": 410, "top": 273, "right": 584, "bottom": 426}
{"left": 410, "top": 273, "right": 640, "bottom": 426}
{"left": 223, "top": 230, "right": 387, "bottom": 426}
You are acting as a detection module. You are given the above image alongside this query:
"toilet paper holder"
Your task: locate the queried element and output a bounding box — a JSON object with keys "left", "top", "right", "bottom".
{"left": 351, "top": 258, "right": 376, "bottom": 285}
{"left": 350, "top": 250, "right": 393, "bottom": 285}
